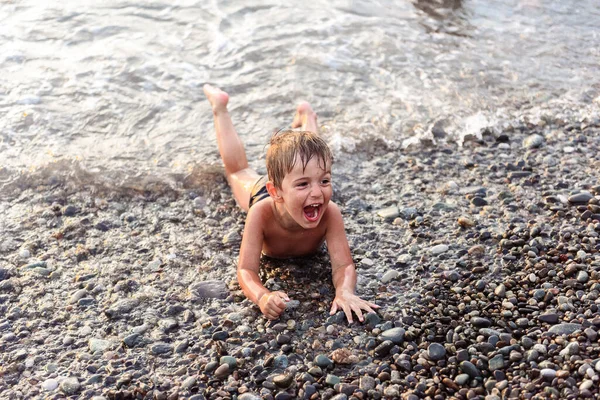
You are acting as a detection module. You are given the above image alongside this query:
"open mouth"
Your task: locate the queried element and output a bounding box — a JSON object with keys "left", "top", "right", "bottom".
{"left": 303, "top": 203, "right": 321, "bottom": 222}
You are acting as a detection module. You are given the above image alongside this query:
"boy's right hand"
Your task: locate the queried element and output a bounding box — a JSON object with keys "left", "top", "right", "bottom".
{"left": 258, "top": 291, "right": 289, "bottom": 320}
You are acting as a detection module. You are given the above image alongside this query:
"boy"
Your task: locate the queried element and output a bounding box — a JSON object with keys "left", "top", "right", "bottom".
{"left": 203, "top": 85, "right": 378, "bottom": 323}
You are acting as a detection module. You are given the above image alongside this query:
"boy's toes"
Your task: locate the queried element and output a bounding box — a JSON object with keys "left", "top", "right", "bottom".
{"left": 291, "top": 101, "right": 316, "bottom": 128}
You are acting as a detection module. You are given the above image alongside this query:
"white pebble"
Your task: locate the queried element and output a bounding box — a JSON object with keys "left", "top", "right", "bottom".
{"left": 430, "top": 244, "right": 449, "bottom": 255}
{"left": 381, "top": 270, "right": 400, "bottom": 283}
{"left": 41, "top": 378, "right": 59, "bottom": 391}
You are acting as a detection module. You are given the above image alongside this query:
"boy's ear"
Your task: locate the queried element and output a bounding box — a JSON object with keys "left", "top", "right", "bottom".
{"left": 266, "top": 181, "right": 283, "bottom": 202}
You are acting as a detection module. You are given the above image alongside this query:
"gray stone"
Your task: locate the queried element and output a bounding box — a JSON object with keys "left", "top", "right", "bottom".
{"left": 69, "top": 289, "right": 87, "bottom": 304}
{"left": 272, "top": 355, "right": 289, "bottom": 369}
{"left": 222, "top": 230, "right": 241, "bottom": 245}
{"left": 540, "top": 368, "right": 556, "bottom": 380}
{"left": 374, "top": 340, "right": 395, "bottom": 357}
{"left": 238, "top": 394, "right": 261, "bottom": 400}
{"left": 359, "top": 375, "right": 375, "bottom": 391}
{"left": 181, "top": 376, "right": 197, "bottom": 389}
{"left": 430, "top": 244, "right": 449, "bottom": 255}
{"left": 378, "top": 327, "right": 405, "bottom": 344}
{"left": 60, "top": 377, "right": 80, "bottom": 395}
{"left": 150, "top": 342, "right": 173, "bottom": 355}
{"left": 568, "top": 192, "right": 593, "bottom": 204}
{"left": 41, "top": 378, "right": 59, "bottom": 391}
{"left": 123, "top": 333, "right": 140, "bottom": 348}
{"left": 325, "top": 374, "right": 341, "bottom": 386}
{"left": 427, "top": 343, "right": 446, "bottom": 361}
{"left": 460, "top": 361, "right": 481, "bottom": 378}
{"left": 105, "top": 298, "right": 140, "bottom": 319}
{"left": 381, "top": 270, "right": 400, "bottom": 283}
{"left": 364, "top": 312, "right": 381, "bottom": 327}
{"left": 523, "top": 134, "right": 544, "bottom": 148}
{"left": 399, "top": 207, "right": 418, "bottom": 220}
{"left": 89, "top": 338, "right": 111, "bottom": 353}
{"left": 548, "top": 323, "right": 582, "bottom": 335}
{"left": 377, "top": 206, "right": 399, "bottom": 221}
{"left": 488, "top": 354, "right": 505, "bottom": 371}
{"left": 577, "top": 271, "right": 589, "bottom": 283}
{"left": 220, "top": 355, "right": 237, "bottom": 369}
{"left": 455, "top": 374, "right": 470, "bottom": 385}
{"left": 284, "top": 299, "right": 300, "bottom": 309}
{"left": 189, "top": 280, "right": 228, "bottom": 299}
{"left": 539, "top": 313, "right": 559, "bottom": 324}
{"left": 471, "top": 317, "right": 492, "bottom": 328}
{"left": 315, "top": 354, "right": 333, "bottom": 368}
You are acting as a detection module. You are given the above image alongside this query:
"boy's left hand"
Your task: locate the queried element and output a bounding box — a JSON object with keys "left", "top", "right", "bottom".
{"left": 330, "top": 290, "right": 380, "bottom": 323}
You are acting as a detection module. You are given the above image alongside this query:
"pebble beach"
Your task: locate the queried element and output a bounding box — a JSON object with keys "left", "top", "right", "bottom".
{"left": 2, "top": 112, "right": 600, "bottom": 400}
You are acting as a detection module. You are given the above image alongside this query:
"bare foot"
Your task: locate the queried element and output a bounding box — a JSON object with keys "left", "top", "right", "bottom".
{"left": 203, "top": 84, "right": 229, "bottom": 114}
{"left": 291, "top": 101, "right": 318, "bottom": 130}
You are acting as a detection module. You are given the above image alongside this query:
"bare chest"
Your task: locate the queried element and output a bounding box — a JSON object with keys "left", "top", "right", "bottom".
{"left": 262, "top": 223, "right": 326, "bottom": 258}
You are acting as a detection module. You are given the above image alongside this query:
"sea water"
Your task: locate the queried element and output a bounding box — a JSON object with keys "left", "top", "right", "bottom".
{"left": 1, "top": 0, "right": 598, "bottom": 197}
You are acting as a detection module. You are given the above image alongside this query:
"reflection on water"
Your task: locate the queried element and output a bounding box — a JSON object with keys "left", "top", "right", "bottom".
{"left": 0, "top": 0, "right": 598, "bottom": 190}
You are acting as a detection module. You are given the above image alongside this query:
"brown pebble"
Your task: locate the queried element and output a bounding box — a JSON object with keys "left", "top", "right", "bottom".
{"left": 443, "top": 377, "right": 459, "bottom": 391}
{"left": 458, "top": 216, "right": 476, "bottom": 228}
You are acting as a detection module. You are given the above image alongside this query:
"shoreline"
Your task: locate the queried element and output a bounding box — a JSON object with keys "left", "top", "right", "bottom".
{"left": 1, "top": 119, "right": 600, "bottom": 399}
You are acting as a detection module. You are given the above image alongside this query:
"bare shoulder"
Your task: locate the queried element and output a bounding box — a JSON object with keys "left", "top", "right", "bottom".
{"left": 245, "top": 198, "right": 274, "bottom": 226}
{"left": 323, "top": 201, "right": 344, "bottom": 226}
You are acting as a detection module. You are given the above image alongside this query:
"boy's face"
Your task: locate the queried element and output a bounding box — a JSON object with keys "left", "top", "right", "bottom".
{"left": 275, "top": 154, "right": 332, "bottom": 229}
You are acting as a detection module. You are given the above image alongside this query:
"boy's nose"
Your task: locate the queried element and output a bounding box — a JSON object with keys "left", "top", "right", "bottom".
{"left": 309, "top": 185, "right": 322, "bottom": 198}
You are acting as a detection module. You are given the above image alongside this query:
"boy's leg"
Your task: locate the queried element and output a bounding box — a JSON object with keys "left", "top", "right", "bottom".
{"left": 291, "top": 102, "right": 319, "bottom": 133}
{"left": 203, "top": 84, "right": 260, "bottom": 212}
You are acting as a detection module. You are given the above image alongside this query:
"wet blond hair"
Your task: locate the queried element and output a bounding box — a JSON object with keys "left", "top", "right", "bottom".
{"left": 266, "top": 130, "right": 333, "bottom": 189}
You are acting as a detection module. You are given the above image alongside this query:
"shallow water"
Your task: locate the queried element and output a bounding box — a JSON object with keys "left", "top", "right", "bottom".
{"left": 1, "top": 0, "right": 599, "bottom": 195}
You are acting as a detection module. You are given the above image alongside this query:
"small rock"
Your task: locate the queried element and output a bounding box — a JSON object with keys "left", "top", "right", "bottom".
{"left": 488, "top": 354, "right": 505, "bottom": 371}
{"left": 460, "top": 361, "right": 481, "bottom": 378}
{"left": 214, "top": 363, "right": 230, "bottom": 379}
{"left": 41, "top": 379, "right": 59, "bottom": 391}
{"left": 150, "top": 343, "right": 173, "bottom": 355}
{"left": 471, "top": 317, "right": 492, "bottom": 328}
{"left": 568, "top": 192, "right": 593, "bottom": 204}
{"left": 330, "top": 348, "right": 359, "bottom": 364}
{"left": 377, "top": 206, "right": 399, "bottom": 221}
{"left": 273, "top": 374, "right": 293, "bottom": 389}
{"left": 427, "top": 343, "right": 446, "bottom": 361}
{"left": 539, "top": 313, "right": 559, "bottom": 324}
{"left": 189, "top": 280, "right": 228, "bottom": 299}
{"left": 60, "top": 377, "right": 80, "bottom": 395}
{"left": 381, "top": 270, "right": 399, "bottom": 283}
{"left": 458, "top": 216, "right": 476, "bottom": 228}
{"left": 540, "top": 368, "right": 557, "bottom": 380}
{"left": 325, "top": 374, "right": 340, "bottom": 386}
{"left": 359, "top": 375, "right": 376, "bottom": 391}
{"left": 89, "top": 338, "right": 111, "bottom": 353}
{"left": 378, "top": 327, "right": 405, "bottom": 344}
{"left": 523, "top": 134, "right": 544, "bottom": 148}
{"left": 548, "top": 323, "right": 582, "bottom": 335}
{"left": 430, "top": 244, "right": 449, "bottom": 255}
{"left": 315, "top": 354, "right": 333, "bottom": 368}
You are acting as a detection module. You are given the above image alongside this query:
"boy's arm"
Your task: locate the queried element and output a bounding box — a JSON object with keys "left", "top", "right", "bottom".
{"left": 325, "top": 203, "right": 379, "bottom": 323}
{"left": 237, "top": 204, "right": 288, "bottom": 319}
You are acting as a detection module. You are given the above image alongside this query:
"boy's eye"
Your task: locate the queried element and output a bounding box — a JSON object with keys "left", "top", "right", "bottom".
{"left": 321, "top": 179, "right": 331, "bottom": 185}
{"left": 296, "top": 182, "right": 308, "bottom": 187}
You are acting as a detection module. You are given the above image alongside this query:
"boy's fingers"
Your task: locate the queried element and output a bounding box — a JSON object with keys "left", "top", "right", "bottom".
{"left": 352, "top": 305, "right": 364, "bottom": 322}
{"left": 369, "top": 302, "right": 380, "bottom": 308}
{"left": 343, "top": 304, "right": 353, "bottom": 323}
{"left": 330, "top": 302, "right": 338, "bottom": 315}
